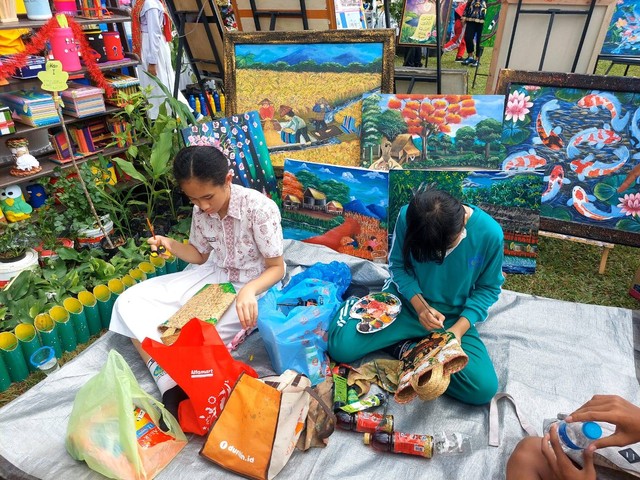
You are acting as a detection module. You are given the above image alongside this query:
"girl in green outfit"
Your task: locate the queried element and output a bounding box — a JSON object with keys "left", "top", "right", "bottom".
{"left": 328, "top": 188, "right": 504, "bottom": 405}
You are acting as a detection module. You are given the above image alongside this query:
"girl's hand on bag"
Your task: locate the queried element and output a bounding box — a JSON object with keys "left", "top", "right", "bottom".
{"left": 236, "top": 287, "right": 258, "bottom": 330}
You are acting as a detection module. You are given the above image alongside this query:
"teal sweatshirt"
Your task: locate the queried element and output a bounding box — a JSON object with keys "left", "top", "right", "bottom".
{"left": 388, "top": 204, "right": 504, "bottom": 325}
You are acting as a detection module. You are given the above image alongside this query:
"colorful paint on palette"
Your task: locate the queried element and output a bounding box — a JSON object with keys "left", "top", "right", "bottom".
{"left": 501, "top": 84, "right": 640, "bottom": 240}
{"left": 225, "top": 30, "right": 394, "bottom": 167}
{"left": 389, "top": 169, "right": 542, "bottom": 274}
{"left": 181, "top": 111, "right": 278, "bottom": 199}
{"left": 601, "top": 0, "right": 640, "bottom": 57}
{"left": 282, "top": 159, "right": 389, "bottom": 261}
{"left": 361, "top": 94, "right": 506, "bottom": 169}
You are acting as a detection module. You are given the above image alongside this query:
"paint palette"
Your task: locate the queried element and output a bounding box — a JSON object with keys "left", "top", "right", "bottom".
{"left": 350, "top": 292, "right": 402, "bottom": 334}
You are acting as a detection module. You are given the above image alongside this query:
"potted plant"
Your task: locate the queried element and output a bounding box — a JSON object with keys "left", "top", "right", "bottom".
{"left": 32, "top": 201, "right": 74, "bottom": 265}
{"left": 0, "top": 221, "right": 38, "bottom": 263}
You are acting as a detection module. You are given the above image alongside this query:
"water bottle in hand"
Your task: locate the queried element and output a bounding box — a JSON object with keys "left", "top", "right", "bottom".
{"left": 557, "top": 421, "right": 603, "bottom": 450}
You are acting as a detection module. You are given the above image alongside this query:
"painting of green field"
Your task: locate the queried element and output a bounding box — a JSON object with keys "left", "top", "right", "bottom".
{"left": 389, "top": 169, "right": 542, "bottom": 274}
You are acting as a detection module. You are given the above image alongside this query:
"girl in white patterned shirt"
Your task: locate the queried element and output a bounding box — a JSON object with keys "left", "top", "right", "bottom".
{"left": 110, "top": 145, "right": 285, "bottom": 418}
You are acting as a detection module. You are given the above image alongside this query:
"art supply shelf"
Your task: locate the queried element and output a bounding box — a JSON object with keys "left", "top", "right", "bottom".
{"left": 0, "top": 10, "right": 132, "bottom": 30}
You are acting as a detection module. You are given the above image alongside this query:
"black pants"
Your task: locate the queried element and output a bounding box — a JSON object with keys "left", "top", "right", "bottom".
{"left": 295, "top": 126, "right": 311, "bottom": 142}
{"left": 464, "top": 21, "right": 483, "bottom": 58}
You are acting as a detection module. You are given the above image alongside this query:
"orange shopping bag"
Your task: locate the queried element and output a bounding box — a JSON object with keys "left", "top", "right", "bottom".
{"left": 142, "top": 318, "right": 257, "bottom": 435}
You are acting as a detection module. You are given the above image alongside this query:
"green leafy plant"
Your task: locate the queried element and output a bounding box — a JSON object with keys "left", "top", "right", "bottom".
{"left": 0, "top": 270, "right": 50, "bottom": 332}
{"left": 0, "top": 221, "right": 38, "bottom": 260}
{"left": 109, "top": 75, "right": 195, "bottom": 225}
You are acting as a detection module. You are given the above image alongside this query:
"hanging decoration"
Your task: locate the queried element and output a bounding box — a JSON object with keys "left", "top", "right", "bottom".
{"left": 0, "top": 15, "right": 113, "bottom": 95}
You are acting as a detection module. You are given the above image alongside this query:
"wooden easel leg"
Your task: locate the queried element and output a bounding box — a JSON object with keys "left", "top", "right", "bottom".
{"left": 598, "top": 246, "right": 612, "bottom": 274}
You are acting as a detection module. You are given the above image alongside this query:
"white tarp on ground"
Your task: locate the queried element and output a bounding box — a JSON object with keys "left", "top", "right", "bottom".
{"left": 0, "top": 241, "right": 638, "bottom": 480}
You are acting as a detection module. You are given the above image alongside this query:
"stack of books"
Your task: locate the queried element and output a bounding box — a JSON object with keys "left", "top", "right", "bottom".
{"left": 0, "top": 105, "right": 15, "bottom": 136}
{"left": 61, "top": 83, "right": 106, "bottom": 118}
{"left": 0, "top": 90, "right": 58, "bottom": 127}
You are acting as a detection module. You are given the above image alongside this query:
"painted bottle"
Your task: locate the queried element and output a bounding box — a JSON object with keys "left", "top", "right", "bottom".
{"left": 336, "top": 411, "right": 393, "bottom": 434}
{"left": 364, "top": 430, "right": 471, "bottom": 458}
{"left": 188, "top": 95, "right": 196, "bottom": 112}
{"left": 332, "top": 365, "right": 348, "bottom": 411}
{"left": 195, "top": 96, "right": 201, "bottom": 114}
{"left": 199, "top": 94, "right": 207, "bottom": 115}
{"left": 212, "top": 87, "right": 221, "bottom": 112}
{"left": 219, "top": 90, "right": 225, "bottom": 114}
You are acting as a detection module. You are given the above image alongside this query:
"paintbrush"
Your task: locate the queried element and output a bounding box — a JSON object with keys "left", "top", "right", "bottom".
{"left": 146, "top": 217, "right": 167, "bottom": 256}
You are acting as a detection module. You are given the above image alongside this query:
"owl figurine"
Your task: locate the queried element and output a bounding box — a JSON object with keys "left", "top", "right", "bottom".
{"left": 0, "top": 185, "right": 33, "bottom": 222}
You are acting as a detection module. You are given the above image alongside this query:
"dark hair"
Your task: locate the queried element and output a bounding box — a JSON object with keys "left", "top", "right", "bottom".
{"left": 402, "top": 188, "right": 465, "bottom": 272}
{"left": 173, "top": 146, "right": 229, "bottom": 186}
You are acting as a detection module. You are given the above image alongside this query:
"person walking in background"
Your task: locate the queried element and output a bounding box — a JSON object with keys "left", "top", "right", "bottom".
{"left": 132, "top": 0, "right": 189, "bottom": 119}
{"left": 443, "top": 1, "right": 467, "bottom": 62}
{"left": 461, "top": 0, "right": 486, "bottom": 67}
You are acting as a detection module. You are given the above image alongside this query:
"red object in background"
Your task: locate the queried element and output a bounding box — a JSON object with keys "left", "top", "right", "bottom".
{"left": 102, "top": 32, "right": 124, "bottom": 61}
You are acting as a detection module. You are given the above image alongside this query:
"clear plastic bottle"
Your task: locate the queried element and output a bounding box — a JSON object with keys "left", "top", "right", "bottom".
{"left": 336, "top": 411, "right": 394, "bottom": 434}
{"left": 557, "top": 421, "right": 603, "bottom": 450}
{"left": 363, "top": 430, "right": 471, "bottom": 458}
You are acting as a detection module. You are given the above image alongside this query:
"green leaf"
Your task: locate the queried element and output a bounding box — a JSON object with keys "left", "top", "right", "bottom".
{"left": 149, "top": 131, "right": 173, "bottom": 178}
{"left": 594, "top": 182, "right": 618, "bottom": 202}
{"left": 112, "top": 158, "right": 147, "bottom": 184}
{"left": 57, "top": 247, "right": 81, "bottom": 261}
{"left": 541, "top": 204, "right": 572, "bottom": 220}
{"left": 127, "top": 145, "right": 138, "bottom": 158}
{"left": 501, "top": 122, "right": 531, "bottom": 145}
{"left": 616, "top": 217, "right": 640, "bottom": 233}
{"left": 125, "top": 104, "right": 135, "bottom": 115}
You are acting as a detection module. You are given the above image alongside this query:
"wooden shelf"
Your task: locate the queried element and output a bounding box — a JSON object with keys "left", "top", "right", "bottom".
{"left": 0, "top": 143, "right": 132, "bottom": 188}
{"left": 0, "top": 10, "right": 132, "bottom": 30}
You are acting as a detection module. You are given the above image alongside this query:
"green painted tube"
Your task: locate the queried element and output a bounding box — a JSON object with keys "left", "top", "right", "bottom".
{"left": 0, "top": 332, "right": 29, "bottom": 383}
{"left": 108, "top": 278, "right": 125, "bottom": 296}
{"left": 63, "top": 297, "right": 90, "bottom": 344}
{"left": 77, "top": 291, "right": 102, "bottom": 336}
{"left": 128, "top": 268, "right": 147, "bottom": 283}
{"left": 149, "top": 255, "right": 167, "bottom": 276}
{"left": 121, "top": 274, "right": 136, "bottom": 288}
{"left": 0, "top": 354, "right": 11, "bottom": 393}
{"left": 14, "top": 323, "right": 42, "bottom": 373}
{"left": 138, "top": 261, "right": 156, "bottom": 279}
{"left": 165, "top": 255, "right": 178, "bottom": 274}
{"left": 93, "top": 284, "right": 114, "bottom": 329}
{"left": 49, "top": 305, "right": 77, "bottom": 353}
{"left": 34, "top": 313, "right": 62, "bottom": 359}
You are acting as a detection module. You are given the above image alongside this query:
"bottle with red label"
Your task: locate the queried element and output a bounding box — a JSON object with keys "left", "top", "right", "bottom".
{"left": 363, "top": 430, "right": 470, "bottom": 458}
{"left": 336, "top": 411, "right": 394, "bottom": 434}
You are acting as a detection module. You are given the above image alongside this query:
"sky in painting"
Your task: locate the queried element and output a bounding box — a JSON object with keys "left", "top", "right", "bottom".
{"left": 235, "top": 43, "right": 383, "bottom": 66}
{"left": 285, "top": 159, "right": 389, "bottom": 207}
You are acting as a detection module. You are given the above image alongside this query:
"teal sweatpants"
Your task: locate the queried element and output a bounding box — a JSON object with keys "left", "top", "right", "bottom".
{"left": 327, "top": 286, "right": 498, "bottom": 406}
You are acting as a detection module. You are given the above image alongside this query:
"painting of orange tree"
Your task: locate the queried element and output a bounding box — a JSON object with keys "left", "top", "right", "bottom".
{"left": 361, "top": 93, "right": 506, "bottom": 169}
{"left": 232, "top": 41, "right": 385, "bottom": 162}
{"left": 283, "top": 159, "right": 389, "bottom": 261}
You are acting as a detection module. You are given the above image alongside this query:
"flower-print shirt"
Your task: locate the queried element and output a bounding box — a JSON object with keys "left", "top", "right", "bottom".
{"left": 189, "top": 184, "right": 283, "bottom": 283}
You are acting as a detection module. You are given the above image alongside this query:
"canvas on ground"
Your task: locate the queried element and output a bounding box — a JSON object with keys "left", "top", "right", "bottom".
{"left": 361, "top": 93, "right": 506, "bottom": 169}
{"left": 389, "top": 169, "right": 542, "bottom": 274}
{"left": 282, "top": 159, "right": 389, "bottom": 262}
{"left": 181, "top": 111, "right": 278, "bottom": 199}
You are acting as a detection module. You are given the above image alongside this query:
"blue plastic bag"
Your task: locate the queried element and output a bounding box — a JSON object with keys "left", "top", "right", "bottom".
{"left": 257, "top": 263, "right": 350, "bottom": 385}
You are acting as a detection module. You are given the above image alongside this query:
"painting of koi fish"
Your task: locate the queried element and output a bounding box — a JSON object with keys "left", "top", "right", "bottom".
{"left": 502, "top": 149, "right": 547, "bottom": 171}
{"left": 534, "top": 99, "right": 563, "bottom": 150}
{"left": 542, "top": 165, "right": 570, "bottom": 203}
{"left": 569, "top": 146, "right": 630, "bottom": 181}
{"left": 577, "top": 92, "right": 630, "bottom": 132}
{"left": 631, "top": 106, "right": 640, "bottom": 149}
{"left": 566, "top": 126, "right": 621, "bottom": 159}
{"left": 568, "top": 186, "right": 623, "bottom": 221}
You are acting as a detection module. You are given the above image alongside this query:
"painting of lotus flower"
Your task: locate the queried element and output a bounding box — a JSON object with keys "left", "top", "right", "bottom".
{"left": 497, "top": 70, "right": 640, "bottom": 247}
{"left": 360, "top": 93, "right": 506, "bottom": 169}
{"left": 601, "top": 0, "right": 640, "bottom": 58}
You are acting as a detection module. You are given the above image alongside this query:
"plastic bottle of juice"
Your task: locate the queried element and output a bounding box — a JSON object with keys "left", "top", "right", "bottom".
{"left": 336, "top": 411, "right": 394, "bottom": 434}
{"left": 364, "top": 430, "right": 471, "bottom": 458}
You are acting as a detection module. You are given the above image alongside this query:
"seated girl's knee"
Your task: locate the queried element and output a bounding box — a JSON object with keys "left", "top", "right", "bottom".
{"left": 471, "top": 370, "right": 499, "bottom": 405}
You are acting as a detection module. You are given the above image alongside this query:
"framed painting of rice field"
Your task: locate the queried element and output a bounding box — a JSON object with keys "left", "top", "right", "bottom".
{"left": 181, "top": 111, "right": 278, "bottom": 199}
{"left": 360, "top": 93, "right": 506, "bottom": 169}
{"left": 398, "top": 0, "right": 453, "bottom": 47}
{"left": 600, "top": 0, "right": 640, "bottom": 58}
{"left": 389, "top": 169, "right": 543, "bottom": 274}
{"left": 224, "top": 29, "right": 395, "bottom": 167}
{"left": 496, "top": 69, "right": 640, "bottom": 247}
{"left": 282, "top": 159, "right": 389, "bottom": 262}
